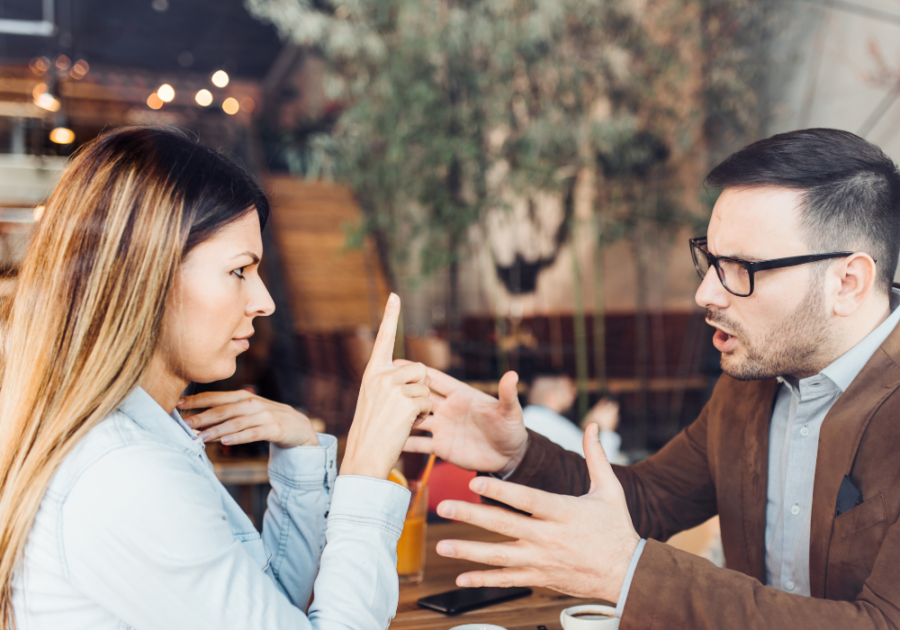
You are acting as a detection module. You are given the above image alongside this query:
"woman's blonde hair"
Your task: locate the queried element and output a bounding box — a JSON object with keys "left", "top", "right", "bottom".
{"left": 0, "top": 126, "right": 269, "bottom": 627}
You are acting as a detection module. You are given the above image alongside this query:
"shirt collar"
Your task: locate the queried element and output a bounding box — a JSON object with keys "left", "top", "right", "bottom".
{"left": 820, "top": 287, "right": 900, "bottom": 392}
{"left": 117, "top": 386, "right": 205, "bottom": 453}
{"left": 777, "top": 287, "right": 900, "bottom": 398}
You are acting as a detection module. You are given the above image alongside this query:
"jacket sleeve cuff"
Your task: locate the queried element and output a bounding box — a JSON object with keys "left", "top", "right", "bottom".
{"left": 328, "top": 475, "right": 410, "bottom": 537}
{"left": 615, "top": 538, "right": 646, "bottom": 618}
{"left": 268, "top": 433, "right": 337, "bottom": 490}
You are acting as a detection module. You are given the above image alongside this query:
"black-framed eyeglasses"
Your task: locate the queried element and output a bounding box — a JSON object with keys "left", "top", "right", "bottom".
{"left": 689, "top": 237, "right": 858, "bottom": 297}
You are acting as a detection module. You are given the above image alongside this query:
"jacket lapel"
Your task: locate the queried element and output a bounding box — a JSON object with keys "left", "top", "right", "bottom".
{"left": 809, "top": 325, "right": 900, "bottom": 598}
{"left": 741, "top": 378, "right": 778, "bottom": 583}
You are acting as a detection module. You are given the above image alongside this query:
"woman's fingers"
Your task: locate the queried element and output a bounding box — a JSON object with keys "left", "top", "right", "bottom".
{"left": 368, "top": 294, "right": 401, "bottom": 370}
{"left": 185, "top": 398, "right": 258, "bottom": 429}
{"left": 178, "top": 389, "right": 253, "bottom": 411}
{"left": 392, "top": 362, "right": 428, "bottom": 384}
{"left": 218, "top": 427, "right": 263, "bottom": 445}
{"left": 199, "top": 415, "right": 254, "bottom": 443}
{"left": 402, "top": 383, "right": 431, "bottom": 398}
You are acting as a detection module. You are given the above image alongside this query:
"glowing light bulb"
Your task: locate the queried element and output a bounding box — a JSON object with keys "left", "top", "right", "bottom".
{"left": 239, "top": 97, "right": 255, "bottom": 113}
{"left": 35, "top": 92, "right": 60, "bottom": 113}
{"left": 70, "top": 60, "right": 89, "bottom": 80}
{"left": 211, "top": 70, "right": 230, "bottom": 88}
{"left": 222, "top": 97, "right": 240, "bottom": 115}
{"left": 49, "top": 127, "right": 75, "bottom": 145}
{"left": 195, "top": 89, "right": 213, "bottom": 107}
{"left": 157, "top": 84, "right": 175, "bottom": 103}
{"left": 147, "top": 93, "right": 164, "bottom": 110}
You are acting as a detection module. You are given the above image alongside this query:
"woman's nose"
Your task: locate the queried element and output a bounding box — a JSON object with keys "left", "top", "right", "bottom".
{"left": 247, "top": 277, "right": 276, "bottom": 317}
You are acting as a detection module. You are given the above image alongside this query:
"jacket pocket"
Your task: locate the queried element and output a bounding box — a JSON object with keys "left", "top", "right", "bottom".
{"left": 834, "top": 493, "right": 886, "bottom": 539}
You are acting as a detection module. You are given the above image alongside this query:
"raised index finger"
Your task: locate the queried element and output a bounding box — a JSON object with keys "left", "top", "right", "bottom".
{"left": 370, "top": 293, "right": 401, "bottom": 368}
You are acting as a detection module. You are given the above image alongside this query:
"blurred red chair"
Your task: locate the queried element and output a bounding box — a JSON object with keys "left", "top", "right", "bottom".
{"left": 427, "top": 462, "right": 479, "bottom": 513}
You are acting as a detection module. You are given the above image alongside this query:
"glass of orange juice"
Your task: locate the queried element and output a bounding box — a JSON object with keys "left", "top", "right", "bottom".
{"left": 397, "top": 480, "right": 428, "bottom": 585}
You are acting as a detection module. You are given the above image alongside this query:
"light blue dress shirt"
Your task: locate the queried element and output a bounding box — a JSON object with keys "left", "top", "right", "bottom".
{"left": 522, "top": 404, "right": 623, "bottom": 463}
{"left": 617, "top": 289, "right": 900, "bottom": 616}
{"left": 13, "top": 386, "right": 410, "bottom": 630}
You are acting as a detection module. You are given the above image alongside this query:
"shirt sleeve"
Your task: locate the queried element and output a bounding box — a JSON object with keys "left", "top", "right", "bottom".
{"left": 263, "top": 435, "right": 338, "bottom": 609}
{"left": 614, "top": 538, "right": 646, "bottom": 618}
{"left": 61, "top": 442, "right": 408, "bottom": 630}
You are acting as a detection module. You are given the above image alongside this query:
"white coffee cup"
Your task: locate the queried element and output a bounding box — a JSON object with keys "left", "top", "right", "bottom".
{"left": 449, "top": 625, "right": 507, "bottom": 630}
{"left": 560, "top": 604, "right": 619, "bottom": 630}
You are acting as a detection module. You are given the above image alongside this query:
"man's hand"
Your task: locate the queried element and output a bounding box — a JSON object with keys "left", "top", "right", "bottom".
{"left": 434, "top": 424, "right": 640, "bottom": 602}
{"left": 402, "top": 367, "right": 529, "bottom": 474}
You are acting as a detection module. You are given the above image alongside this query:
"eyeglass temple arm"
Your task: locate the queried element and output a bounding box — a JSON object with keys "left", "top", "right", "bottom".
{"left": 748, "top": 252, "right": 856, "bottom": 272}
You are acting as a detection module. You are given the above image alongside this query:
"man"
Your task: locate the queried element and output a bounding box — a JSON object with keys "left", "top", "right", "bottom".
{"left": 522, "top": 372, "right": 623, "bottom": 462}
{"left": 403, "top": 128, "right": 900, "bottom": 629}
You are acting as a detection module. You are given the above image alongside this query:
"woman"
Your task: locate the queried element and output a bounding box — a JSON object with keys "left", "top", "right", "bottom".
{"left": 0, "top": 126, "right": 432, "bottom": 629}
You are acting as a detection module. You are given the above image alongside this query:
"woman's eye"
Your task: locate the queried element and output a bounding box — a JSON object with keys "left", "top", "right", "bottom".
{"left": 232, "top": 267, "right": 246, "bottom": 279}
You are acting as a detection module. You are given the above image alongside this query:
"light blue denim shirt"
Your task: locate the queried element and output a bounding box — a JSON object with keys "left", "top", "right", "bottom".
{"left": 13, "top": 386, "right": 410, "bottom": 630}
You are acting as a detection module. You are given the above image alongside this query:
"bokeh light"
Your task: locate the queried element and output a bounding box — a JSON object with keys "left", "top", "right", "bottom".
{"left": 49, "top": 128, "right": 75, "bottom": 145}
{"left": 195, "top": 89, "right": 213, "bottom": 107}
{"left": 157, "top": 84, "right": 175, "bottom": 103}
{"left": 211, "top": 70, "right": 230, "bottom": 88}
{"left": 146, "top": 93, "right": 164, "bottom": 110}
{"left": 222, "top": 97, "right": 240, "bottom": 115}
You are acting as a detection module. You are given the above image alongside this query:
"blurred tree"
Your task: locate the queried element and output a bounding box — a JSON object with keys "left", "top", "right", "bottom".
{"left": 248, "top": 0, "right": 777, "bottom": 420}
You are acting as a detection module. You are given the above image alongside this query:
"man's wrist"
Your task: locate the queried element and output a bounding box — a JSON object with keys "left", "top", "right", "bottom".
{"left": 497, "top": 433, "right": 530, "bottom": 477}
{"left": 613, "top": 537, "right": 645, "bottom": 618}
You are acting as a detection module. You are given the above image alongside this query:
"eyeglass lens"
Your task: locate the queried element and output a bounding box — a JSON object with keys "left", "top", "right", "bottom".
{"left": 691, "top": 242, "right": 752, "bottom": 296}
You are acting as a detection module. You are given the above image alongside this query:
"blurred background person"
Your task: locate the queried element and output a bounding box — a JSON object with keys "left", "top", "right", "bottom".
{"left": 522, "top": 372, "right": 626, "bottom": 464}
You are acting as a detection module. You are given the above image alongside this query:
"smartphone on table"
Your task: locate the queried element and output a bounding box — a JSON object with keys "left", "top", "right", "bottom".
{"left": 417, "top": 586, "right": 533, "bottom": 615}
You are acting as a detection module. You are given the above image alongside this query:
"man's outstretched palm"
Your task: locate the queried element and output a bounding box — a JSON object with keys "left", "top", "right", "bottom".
{"left": 401, "top": 365, "right": 529, "bottom": 473}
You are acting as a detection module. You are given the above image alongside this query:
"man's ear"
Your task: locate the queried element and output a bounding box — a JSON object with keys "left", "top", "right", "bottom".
{"left": 832, "top": 253, "right": 878, "bottom": 318}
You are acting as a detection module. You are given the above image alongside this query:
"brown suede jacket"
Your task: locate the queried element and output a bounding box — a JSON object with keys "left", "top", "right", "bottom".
{"left": 505, "top": 323, "right": 900, "bottom": 629}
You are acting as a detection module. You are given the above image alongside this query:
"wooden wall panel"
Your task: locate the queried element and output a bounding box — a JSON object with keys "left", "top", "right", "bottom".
{"left": 264, "top": 176, "right": 390, "bottom": 333}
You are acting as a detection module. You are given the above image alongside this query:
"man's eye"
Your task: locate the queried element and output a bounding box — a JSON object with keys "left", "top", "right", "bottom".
{"left": 232, "top": 267, "right": 246, "bottom": 279}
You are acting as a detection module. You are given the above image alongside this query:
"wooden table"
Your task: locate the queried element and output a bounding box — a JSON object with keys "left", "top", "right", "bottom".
{"left": 392, "top": 522, "right": 613, "bottom": 630}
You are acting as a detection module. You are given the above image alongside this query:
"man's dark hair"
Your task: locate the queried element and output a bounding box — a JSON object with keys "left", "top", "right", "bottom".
{"left": 706, "top": 128, "right": 900, "bottom": 293}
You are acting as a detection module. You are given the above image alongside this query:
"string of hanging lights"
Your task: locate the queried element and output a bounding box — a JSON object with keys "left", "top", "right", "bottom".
{"left": 29, "top": 54, "right": 91, "bottom": 146}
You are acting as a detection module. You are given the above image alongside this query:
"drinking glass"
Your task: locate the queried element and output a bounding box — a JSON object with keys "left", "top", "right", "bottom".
{"left": 397, "top": 480, "right": 428, "bottom": 585}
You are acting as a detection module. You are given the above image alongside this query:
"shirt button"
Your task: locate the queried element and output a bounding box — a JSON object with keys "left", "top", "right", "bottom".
{"left": 791, "top": 504, "right": 801, "bottom": 516}
{"left": 785, "top": 580, "right": 795, "bottom": 591}
{"left": 800, "top": 426, "right": 810, "bottom": 437}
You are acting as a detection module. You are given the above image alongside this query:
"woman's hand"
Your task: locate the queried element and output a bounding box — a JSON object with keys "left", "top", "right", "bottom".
{"left": 340, "top": 294, "right": 433, "bottom": 480}
{"left": 177, "top": 390, "right": 319, "bottom": 449}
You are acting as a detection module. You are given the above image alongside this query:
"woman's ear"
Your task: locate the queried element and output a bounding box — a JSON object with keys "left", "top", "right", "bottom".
{"left": 832, "top": 253, "right": 878, "bottom": 318}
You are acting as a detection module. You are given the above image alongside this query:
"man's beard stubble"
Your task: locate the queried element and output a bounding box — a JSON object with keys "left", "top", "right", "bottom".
{"left": 707, "top": 275, "right": 832, "bottom": 381}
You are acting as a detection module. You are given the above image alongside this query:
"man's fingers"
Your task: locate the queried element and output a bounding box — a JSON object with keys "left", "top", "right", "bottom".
{"left": 436, "top": 499, "right": 536, "bottom": 538}
{"left": 466, "top": 476, "right": 554, "bottom": 519}
{"left": 369, "top": 293, "right": 400, "bottom": 368}
{"left": 497, "top": 371, "right": 521, "bottom": 415}
{"left": 584, "top": 423, "right": 615, "bottom": 495}
{"left": 403, "top": 435, "right": 434, "bottom": 454}
{"left": 435, "top": 539, "right": 529, "bottom": 567}
{"left": 454, "top": 567, "right": 544, "bottom": 589}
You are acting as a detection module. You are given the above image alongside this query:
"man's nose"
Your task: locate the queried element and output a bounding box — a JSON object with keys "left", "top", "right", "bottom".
{"left": 694, "top": 267, "right": 730, "bottom": 310}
